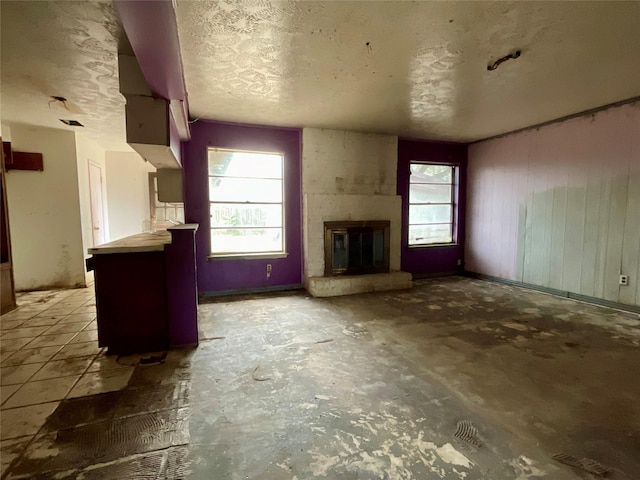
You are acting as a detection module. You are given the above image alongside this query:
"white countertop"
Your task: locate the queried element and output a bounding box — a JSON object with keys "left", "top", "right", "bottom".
{"left": 168, "top": 223, "right": 199, "bottom": 231}
{"left": 88, "top": 231, "right": 172, "bottom": 255}
{"left": 88, "top": 224, "right": 199, "bottom": 255}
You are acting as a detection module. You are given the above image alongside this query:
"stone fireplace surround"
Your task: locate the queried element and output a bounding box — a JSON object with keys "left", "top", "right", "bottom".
{"left": 302, "top": 128, "right": 412, "bottom": 297}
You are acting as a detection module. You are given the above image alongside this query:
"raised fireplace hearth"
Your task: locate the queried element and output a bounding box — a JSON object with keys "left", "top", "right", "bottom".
{"left": 324, "top": 221, "right": 390, "bottom": 276}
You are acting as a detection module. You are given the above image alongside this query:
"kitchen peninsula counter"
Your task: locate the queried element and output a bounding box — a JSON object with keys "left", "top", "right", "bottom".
{"left": 88, "top": 231, "right": 172, "bottom": 254}
{"left": 87, "top": 224, "right": 199, "bottom": 354}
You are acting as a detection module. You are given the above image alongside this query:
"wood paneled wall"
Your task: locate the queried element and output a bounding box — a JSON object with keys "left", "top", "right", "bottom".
{"left": 466, "top": 101, "right": 640, "bottom": 307}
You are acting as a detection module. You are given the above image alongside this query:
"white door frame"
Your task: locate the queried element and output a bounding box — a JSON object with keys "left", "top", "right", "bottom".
{"left": 88, "top": 161, "right": 106, "bottom": 246}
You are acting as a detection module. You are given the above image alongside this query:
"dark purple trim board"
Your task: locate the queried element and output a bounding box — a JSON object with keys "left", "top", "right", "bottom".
{"left": 397, "top": 139, "right": 467, "bottom": 276}
{"left": 165, "top": 226, "right": 199, "bottom": 347}
{"left": 183, "top": 121, "right": 303, "bottom": 293}
{"left": 114, "top": 0, "right": 187, "bottom": 102}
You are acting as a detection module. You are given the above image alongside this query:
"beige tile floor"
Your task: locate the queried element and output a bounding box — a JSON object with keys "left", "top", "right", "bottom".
{"left": 0, "top": 286, "right": 134, "bottom": 472}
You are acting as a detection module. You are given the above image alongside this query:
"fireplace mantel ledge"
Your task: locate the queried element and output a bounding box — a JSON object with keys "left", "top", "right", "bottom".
{"left": 306, "top": 272, "right": 412, "bottom": 298}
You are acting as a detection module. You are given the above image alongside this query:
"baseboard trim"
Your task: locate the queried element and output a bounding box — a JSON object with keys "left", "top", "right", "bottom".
{"left": 412, "top": 271, "right": 461, "bottom": 280}
{"left": 198, "top": 283, "right": 304, "bottom": 300}
{"left": 464, "top": 271, "right": 640, "bottom": 314}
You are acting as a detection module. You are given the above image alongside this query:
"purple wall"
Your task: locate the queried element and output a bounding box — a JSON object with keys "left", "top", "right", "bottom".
{"left": 183, "top": 121, "right": 303, "bottom": 293}
{"left": 397, "top": 139, "right": 467, "bottom": 276}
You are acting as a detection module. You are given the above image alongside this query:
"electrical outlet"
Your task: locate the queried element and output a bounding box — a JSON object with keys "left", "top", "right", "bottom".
{"left": 266, "top": 264, "right": 272, "bottom": 279}
{"left": 619, "top": 275, "right": 629, "bottom": 286}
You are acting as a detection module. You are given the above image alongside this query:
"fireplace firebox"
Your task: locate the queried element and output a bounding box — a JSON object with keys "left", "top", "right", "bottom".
{"left": 324, "top": 221, "right": 390, "bottom": 276}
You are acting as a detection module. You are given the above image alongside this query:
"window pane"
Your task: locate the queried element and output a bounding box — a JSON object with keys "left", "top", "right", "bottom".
{"left": 156, "top": 208, "right": 165, "bottom": 221}
{"left": 211, "top": 228, "right": 283, "bottom": 254}
{"left": 177, "top": 207, "right": 185, "bottom": 222}
{"left": 409, "top": 205, "right": 452, "bottom": 224}
{"left": 210, "top": 203, "right": 282, "bottom": 228}
{"left": 207, "top": 148, "right": 286, "bottom": 256}
{"left": 410, "top": 164, "right": 452, "bottom": 184}
{"left": 409, "top": 224, "right": 452, "bottom": 245}
{"left": 209, "top": 177, "right": 282, "bottom": 203}
{"left": 409, "top": 184, "right": 451, "bottom": 203}
{"left": 208, "top": 150, "right": 283, "bottom": 179}
{"left": 166, "top": 207, "right": 176, "bottom": 221}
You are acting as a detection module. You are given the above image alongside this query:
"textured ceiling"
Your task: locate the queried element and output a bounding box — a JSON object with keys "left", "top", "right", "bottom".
{"left": 1, "top": 1, "right": 638, "bottom": 148}
{"left": 177, "top": 1, "right": 640, "bottom": 142}
{"left": 0, "top": 1, "right": 130, "bottom": 151}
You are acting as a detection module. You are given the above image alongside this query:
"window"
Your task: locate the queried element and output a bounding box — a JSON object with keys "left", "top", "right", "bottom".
{"left": 408, "top": 163, "right": 455, "bottom": 245}
{"left": 208, "top": 148, "right": 284, "bottom": 256}
{"left": 149, "top": 173, "right": 184, "bottom": 230}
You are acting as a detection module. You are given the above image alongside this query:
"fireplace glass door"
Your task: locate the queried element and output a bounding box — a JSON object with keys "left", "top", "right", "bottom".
{"left": 325, "top": 221, "right": 390, "bottom": 276}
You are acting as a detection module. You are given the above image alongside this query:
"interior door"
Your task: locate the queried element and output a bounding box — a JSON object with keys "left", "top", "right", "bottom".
{"left": 88, "top": 162, "right": 106, "bottom": 246}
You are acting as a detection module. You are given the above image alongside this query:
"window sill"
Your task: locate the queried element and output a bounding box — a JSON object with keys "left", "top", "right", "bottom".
{"left": 207, "top": 252, "right": 289, "bottom": 261}
{"left": 408, "top": 243, "right": 460, "bottom": 249}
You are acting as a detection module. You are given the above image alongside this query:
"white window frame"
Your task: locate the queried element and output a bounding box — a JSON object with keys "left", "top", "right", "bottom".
{"left": 207, "top": 147, "right": 286, "bottom": 259}
{"left": 408, "top": 162, "right": 456, "bottom": 247}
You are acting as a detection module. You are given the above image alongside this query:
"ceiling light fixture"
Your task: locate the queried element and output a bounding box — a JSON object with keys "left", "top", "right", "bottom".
{"left": 60, "top": 119, "right": 84, "bottom": 127}
{"left": 487, "top": 50, "right": 521, "bottom": 71}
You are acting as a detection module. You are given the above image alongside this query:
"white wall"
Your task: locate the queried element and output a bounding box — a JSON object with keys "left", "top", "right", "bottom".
{"left": 466, "top": 101, "right": 640, "bottom": 307}
{"left": 302, "top": 129, "right": 402, "bottom": 279}
{"left": 1, "top": 123, "right": 11, "bottom": 141}
{"left": 5, "top": 125, "right": 86, "bottom": 290}
{"left": 105, "top": 151, "right": 155, "bottom": 240}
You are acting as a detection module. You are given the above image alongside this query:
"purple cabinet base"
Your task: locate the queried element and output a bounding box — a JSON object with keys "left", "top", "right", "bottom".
{"left": 89, "top": 224, "right": 199, "bottom": 355}
{"left": 92, "top": 251, "right": 169, "bottom": 354}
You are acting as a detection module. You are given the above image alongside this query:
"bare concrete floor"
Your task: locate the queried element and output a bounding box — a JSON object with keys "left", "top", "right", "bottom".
{"left": 3, "top": 276, "right": 640, "bottom": 479}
